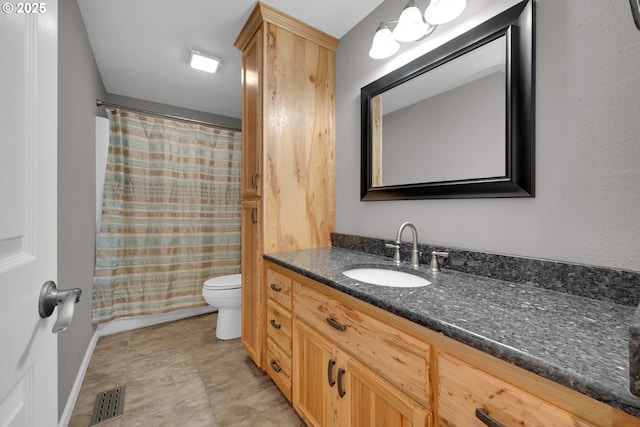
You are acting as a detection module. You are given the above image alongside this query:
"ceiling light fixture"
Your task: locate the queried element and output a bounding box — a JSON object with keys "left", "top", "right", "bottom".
{"left": 188, "top": 48, "right": 222, "bottom": 73}
{"left": 369, "top": 0, "right": 466, "bottom": 59}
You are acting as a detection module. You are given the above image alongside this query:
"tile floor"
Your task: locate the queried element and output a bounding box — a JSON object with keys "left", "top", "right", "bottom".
{"left": 69, "top": 313, "right": 305, "bottom": 427}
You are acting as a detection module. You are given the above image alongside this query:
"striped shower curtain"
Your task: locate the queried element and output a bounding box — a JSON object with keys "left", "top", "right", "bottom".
{"left": 92, "top": 109, "right": 241, "bottom": 323}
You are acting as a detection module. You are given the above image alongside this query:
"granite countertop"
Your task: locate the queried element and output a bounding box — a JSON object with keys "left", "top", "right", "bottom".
{"left": 264, "top": 246, "right": 640, "bottom": 418}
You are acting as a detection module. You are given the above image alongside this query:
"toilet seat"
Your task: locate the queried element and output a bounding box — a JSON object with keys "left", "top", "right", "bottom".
{"left": 203, "top": 273, "right": 242, "bottom": 291}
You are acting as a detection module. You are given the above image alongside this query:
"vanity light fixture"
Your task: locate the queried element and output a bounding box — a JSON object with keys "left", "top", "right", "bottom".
{"left": 369, "top": 0, "right": 466, "bottom": 59}
{"left": 424, "top": 0, "right": 467, "bottom": 24}
{"left": 188, "top": 48, "right": 222, "bottom": 73}
{"left": 393, "top": 0, "right": 430, "bottom": 42}
{"left": 369, "top": 22, "right": 400, "bottom": 59}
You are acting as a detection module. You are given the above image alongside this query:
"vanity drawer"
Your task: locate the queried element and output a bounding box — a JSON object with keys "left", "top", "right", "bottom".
{"left": 438, "top": 354, "right": 597, "bottom": 427}
{"left": 266, "top": 267, "right": 292, "bottom": 309}
{"left": 266, "top": 337, "right": 291, "bottom": 401}
{"left": 266, "top": 299, "right": 291, "bottom": 354}
{"left": 293, "top": 282, "right": 430, "bottom": 404}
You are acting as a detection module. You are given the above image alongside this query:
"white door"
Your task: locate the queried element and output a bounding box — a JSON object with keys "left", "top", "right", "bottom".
{"left": 0, "top": 2, "right": 59, "bottom": 426}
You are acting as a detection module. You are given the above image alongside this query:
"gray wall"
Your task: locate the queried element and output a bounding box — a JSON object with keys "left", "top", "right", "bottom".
{"left": 58, "top": 0, "right": 106, "bottom": 418}
{"left": 104, "top": 93, "right": 241, "bottom": 130}
{"left": 336, "top": 0, "right": 640, "bottom": 271}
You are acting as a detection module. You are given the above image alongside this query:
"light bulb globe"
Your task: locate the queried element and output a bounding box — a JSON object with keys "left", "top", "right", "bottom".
{"left": 393, "top": 1, "right": 428, "bottom": 42}
{"left": 424, "top": 0, "right": 466, "bottom": 25}
{"left": 369, "top": 24, "right": 400, "bottom": 59}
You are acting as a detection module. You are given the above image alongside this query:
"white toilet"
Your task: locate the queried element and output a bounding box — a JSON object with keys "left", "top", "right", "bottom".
{"left": 202, "top": 273, "right": 242, "bottom": 340}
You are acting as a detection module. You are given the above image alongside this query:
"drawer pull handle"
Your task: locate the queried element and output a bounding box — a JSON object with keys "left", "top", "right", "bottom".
{"left": 251, "top": 207, "right": 258, "bottom": 224}
{"left": 327, "top": 359, "right": 336, "bottom": 387}
{"left": 270, "top": 319, "right": 281, "bottom": 329}
{"left": 326, "top": 317, "right": 347, "bottom": 332}
{"left": 251, "top": 171, "right": 258, "bottom": 189}
{"left": 337, "top": 368, "right": 346, "bottom": 397}
{"left": 475, "top": 408, "right": 505, "bottom": 427}
{"left": 270, "top": 283, "right": 281, "bottom": 292}
{"left": 270, "top": 359, "right": 282, "bottom": 373}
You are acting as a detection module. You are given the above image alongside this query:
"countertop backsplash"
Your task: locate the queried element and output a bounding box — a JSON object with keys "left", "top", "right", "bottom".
{"left": 332, "top": 233, "right": 640, "bottom": 307}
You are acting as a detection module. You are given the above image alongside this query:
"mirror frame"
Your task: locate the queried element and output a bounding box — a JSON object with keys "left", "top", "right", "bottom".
{"left": 360, "top": 0, "right": 534, "bottom": 200}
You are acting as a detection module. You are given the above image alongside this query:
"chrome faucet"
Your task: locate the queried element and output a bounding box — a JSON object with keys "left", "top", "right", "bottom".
{"left": 386, "top": 222, "right": 420, "bottom": 268}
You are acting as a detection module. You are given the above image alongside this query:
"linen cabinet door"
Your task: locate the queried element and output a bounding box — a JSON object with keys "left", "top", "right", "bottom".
{"left": 345, "top": 356, "right": 431, "bottom": 427}
{"left": 241, "top": 200, "right": 263, "bottom": 366}
{"left": 293, "top": 320, "right": 342, "bottom": 427}
{"left": 240, "top": 27, "right": 262, "bottom": 199}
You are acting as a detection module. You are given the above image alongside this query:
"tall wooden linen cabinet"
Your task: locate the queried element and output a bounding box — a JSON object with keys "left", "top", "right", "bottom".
{"left": 234, "top": 2, "right": 337, "bottom": 368}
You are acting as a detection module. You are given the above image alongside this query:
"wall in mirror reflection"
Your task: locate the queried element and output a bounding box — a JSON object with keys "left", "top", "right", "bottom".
{"left": 373, "top": 35, "right": 507, "bottom": 187}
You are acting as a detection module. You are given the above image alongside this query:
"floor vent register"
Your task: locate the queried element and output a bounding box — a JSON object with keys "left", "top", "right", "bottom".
{"left": 90, "top": 385, "right": 126, "bottom": 426}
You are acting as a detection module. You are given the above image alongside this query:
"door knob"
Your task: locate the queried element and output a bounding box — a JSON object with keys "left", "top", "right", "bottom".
{"left": 38, "top": 281, "right": 82, "bottom": 333}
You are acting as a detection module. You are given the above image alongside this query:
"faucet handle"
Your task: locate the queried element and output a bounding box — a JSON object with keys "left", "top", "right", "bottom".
{"left": 385, "top": 242, "right": 402, "bottom": 265}
{"left": 429, "top": 251, "right": 449, "bottom": 272}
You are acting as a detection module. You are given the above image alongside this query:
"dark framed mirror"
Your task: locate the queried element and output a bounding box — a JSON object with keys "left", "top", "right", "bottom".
{"left": 361, "top": 0, "right": 534, "bottom": 200}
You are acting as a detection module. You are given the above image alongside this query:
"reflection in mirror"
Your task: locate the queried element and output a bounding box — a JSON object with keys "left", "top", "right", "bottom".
{"left": 374, "top": 36, "right": 506, "bottom": 186}
{"left": 361, "top": 0, "right": 534, "bottom": 200}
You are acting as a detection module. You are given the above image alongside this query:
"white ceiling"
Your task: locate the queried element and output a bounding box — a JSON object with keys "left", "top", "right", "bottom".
{"left": 78, "top": 0, "right": 385, "bottom": 119}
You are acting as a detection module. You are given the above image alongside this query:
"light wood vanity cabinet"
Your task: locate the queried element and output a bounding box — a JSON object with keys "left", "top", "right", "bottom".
{"left": 294, "top": 311, "right": 430, "bottom": 427}
{"left": 294, "top": 280, "right": 431, "bottom": 406}
{"left": 265, "top": 267, "right": 293, "bottom": 400}
{"left": 266, "top": 260, "right": 640, "bottom": 427}
{"left": 281, "top": 260, "right": 432, "bottom": 427}
{"left": 235, "top": 2, "right": 336, "bottom": 368}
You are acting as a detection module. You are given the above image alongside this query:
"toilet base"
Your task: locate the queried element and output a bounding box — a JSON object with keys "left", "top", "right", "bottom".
{"left": 216, "top": 307, "right": 241, "bottom": 340}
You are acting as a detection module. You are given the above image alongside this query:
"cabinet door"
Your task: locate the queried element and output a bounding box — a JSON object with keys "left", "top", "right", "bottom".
{"left": 293, "top": 320, "right": 342, "bottom": 427}
{"left": 240, "top": 28, "right": 262, "bottom": 198}
{"left": 345, "top": 356, "right": 431, "bottom": 427}
{"left": 241, "top": 200, "right": 263, "bottom": 366}
{"left": 294, "top": 317, "right": 430, "bottom": 427}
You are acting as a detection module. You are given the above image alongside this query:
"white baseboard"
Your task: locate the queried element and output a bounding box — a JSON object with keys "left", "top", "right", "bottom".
{"left": 57, "top": 305, "right": 216, "bottom": 427}
{"left": 96, "top": 305, "right": 217, "bottom": 336}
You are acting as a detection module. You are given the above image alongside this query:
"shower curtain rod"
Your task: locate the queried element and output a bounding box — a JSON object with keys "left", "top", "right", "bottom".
{"left": 96, "top": 99, "right": 241, "bottom": 132}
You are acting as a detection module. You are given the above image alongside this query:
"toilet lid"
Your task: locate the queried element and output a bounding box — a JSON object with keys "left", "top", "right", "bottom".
{"left": 203, "top": 273, "right": 242, "bottom": 290}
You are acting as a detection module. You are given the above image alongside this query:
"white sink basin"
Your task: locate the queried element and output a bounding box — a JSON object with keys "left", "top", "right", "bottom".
{"left": 342, "top": 267, "right": 431, "bottom": 287}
